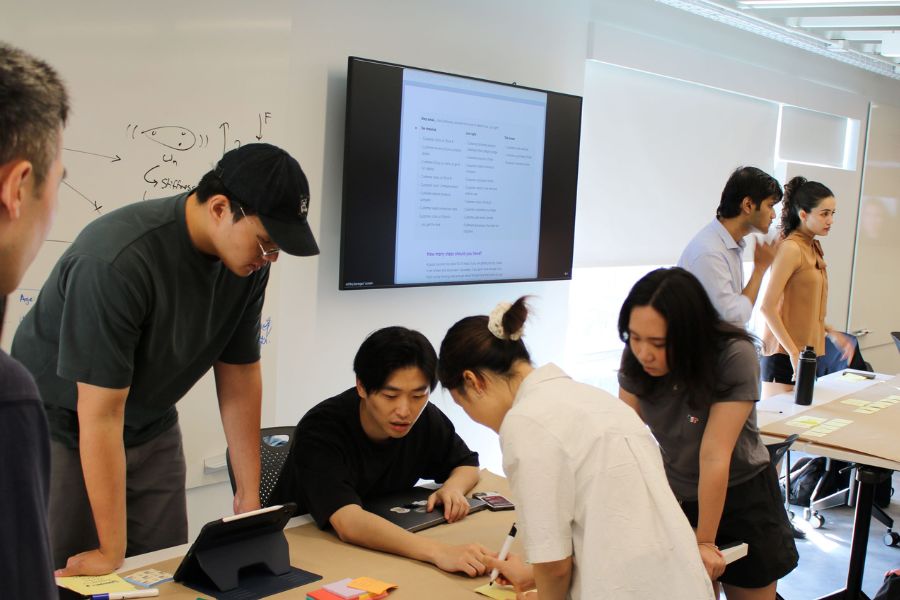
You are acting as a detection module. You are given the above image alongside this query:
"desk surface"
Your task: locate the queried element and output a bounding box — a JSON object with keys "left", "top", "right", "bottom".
{"left": 758, "top": 370, "right": 900, "bottom": 471}
{"left": 119, "top": 470, "right": 519, "bottom": 599}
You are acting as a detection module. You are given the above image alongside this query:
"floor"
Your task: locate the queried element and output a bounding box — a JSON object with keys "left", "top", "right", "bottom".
{"left": 775, "top": 465, "right": 899, "bottom": 599}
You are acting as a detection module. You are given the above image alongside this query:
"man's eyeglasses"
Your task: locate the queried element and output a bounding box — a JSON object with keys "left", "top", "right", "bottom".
{"left": 238, "top": 205, "right": 280, "bottom": 258}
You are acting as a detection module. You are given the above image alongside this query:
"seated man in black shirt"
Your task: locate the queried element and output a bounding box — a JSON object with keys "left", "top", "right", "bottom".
{"left": 271, "top": 326, "right": 489, "bottom": 576}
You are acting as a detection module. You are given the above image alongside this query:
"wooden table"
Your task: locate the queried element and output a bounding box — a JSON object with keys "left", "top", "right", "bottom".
{"left": 758, "top": 370, "right": 900, "bottom": 600}
{"left": 117, "top": 470, "right": 519, "bottom": 599}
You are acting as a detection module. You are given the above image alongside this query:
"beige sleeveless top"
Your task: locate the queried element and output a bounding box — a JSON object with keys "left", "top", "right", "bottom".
{"left": 762, "top": 230, "right": 828, "bottom": 357}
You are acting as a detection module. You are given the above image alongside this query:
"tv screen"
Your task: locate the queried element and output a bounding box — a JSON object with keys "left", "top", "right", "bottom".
{"left": 340, "top": 57, "right": 582, "bottom": 290}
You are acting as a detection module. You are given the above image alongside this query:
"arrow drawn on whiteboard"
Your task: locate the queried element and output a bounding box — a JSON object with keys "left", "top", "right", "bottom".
{"left": 143, "top": 164, "right": 160, "bottom": 187}
{"left": 256, "top": 111, "right": 272, "bottom": 141}
{"left": 63, "top": 147, "right": 122, "bottom": 162}
{"left": 62, "top": 180, "right": 103, "bottom": 212}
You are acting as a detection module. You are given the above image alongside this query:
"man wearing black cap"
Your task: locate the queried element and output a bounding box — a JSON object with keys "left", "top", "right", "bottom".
{"left": 11, "top": 143, "right": 319, "bottom": 576}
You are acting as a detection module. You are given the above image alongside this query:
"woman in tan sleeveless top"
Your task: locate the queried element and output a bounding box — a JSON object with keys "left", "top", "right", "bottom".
{"left": 759, "top": 177, "right": 855, "bottom": 384}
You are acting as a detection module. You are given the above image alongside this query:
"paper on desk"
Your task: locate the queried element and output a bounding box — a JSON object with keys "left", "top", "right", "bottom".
{"left": 349, "top": 577, "right": 397, "bottom": 595}
{"left": 842, "top": 373, "right": 870, "bottom": 382}
{"left": 761, "top": 374, "right": 900, "bottom": 463}
{"left": 56, "top": 573, "right": 136, "bottom": 595}
{"left": 474, "top": 583, "right": 517, "bottom": 599}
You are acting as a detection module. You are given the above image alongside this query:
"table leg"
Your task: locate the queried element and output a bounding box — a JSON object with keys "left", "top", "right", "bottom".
{"left": 814, "top": 465, "right": 890, "bottom": 600}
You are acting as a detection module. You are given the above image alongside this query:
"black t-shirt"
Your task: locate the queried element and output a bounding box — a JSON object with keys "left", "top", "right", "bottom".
{"left": 11, "top": 193, "right": 268, "bottom": 448}
{"left": 270, "top": 387, "right": 479, "bottom": 528}
{"left": 0, "top": 351, "right": 55, "bottom": 598}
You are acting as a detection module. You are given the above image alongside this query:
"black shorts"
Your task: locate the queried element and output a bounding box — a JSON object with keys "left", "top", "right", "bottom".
{"left": 681, "top": 464, "right": 799, "bottom": 588}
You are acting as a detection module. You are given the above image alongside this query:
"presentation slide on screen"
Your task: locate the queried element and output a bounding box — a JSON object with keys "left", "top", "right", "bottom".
{"left": 394, "top": 69, "right": 547, "bottom": 284}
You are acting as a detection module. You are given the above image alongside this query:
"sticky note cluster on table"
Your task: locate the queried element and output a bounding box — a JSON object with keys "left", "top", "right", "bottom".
{"left": 784, "top": 416, "right": 853, "bottom": 438}
{"left": 307, "top": 576, "right": 397, "bottom": 600}
{"left": 843, "top": 395, "right": 900, "bottom": 415}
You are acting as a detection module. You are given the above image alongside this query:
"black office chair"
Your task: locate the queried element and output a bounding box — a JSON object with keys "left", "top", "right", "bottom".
{"left": 891, "top": 331, "right": 900, "bottom": 355}
{"left": 226, "top": 425, "right": 295, "bottom": 507}
{"left": 767, "top": 434, "right": 801, "bottom": 525}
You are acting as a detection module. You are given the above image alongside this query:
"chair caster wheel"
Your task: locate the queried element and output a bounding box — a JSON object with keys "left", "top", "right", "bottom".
{"left": 884, "top": 530, "right": 900, "bottom": 547}
{"left": 804, "top": 510, "right": 824, "bottom": 529}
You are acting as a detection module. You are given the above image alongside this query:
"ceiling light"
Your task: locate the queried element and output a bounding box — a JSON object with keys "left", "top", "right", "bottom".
{"left": 654, "top": 0, "right": 900, "bottom": 79}
{"left": 739, "top": 1, "right": 900, "bottom": 7}
{"left": 791, "top": 16, "right": 900, "bottom": 28}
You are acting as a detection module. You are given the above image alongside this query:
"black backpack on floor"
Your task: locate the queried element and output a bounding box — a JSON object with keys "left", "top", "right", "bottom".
{"left": 788, "top": 457, "right": 826, "bottom": 507}
{"left": 788, "top": 457, "right": 892, "bottom": 508}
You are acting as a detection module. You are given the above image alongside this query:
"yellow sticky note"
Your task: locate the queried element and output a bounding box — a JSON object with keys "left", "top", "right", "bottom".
{"left": 840, "top": 398, "right": 870, "bottom": 407}
{"left": 810, "top": 427, "right": 835, "bottom": 434}
{"left": 888, "top": 395, "right": 900, "bottom": 401}
{"left": 475, "top": 583, "right": 517, "bottom": 600}
{"left": 786, "top": 416, "right": 827, "bottom": 429}
{"left": 56, "top": 574, "right": 135, "bottom": 595}
{"left": 869, "top": 401, "right": 893, "bottom": 409}
{"left": 805, "top": 432, "right": 827, "bottom": 438}
{"left": 349, "top": 577, "right": 398, "bottom": 595}
{"left": 829, "top": 419, "right": 852, "bottom": 425}
{"left": 853, "top": 407, "right": 879, "bottom": 414}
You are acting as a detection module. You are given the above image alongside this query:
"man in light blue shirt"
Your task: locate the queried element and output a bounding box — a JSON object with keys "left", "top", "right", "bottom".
{"left": 678, "top": 166, "right": 781, "bottom": 327}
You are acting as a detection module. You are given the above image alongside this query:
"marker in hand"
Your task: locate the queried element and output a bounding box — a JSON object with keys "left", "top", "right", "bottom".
{"left": 489, "top": 522, "right": 517, "bottom": 586}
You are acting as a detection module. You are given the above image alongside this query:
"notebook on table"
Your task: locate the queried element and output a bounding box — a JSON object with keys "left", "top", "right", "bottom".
{"left": 363, "top": 487, "right": 487, "bottom": 532}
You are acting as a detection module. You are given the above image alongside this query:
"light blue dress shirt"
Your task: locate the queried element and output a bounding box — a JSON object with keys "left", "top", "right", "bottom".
{"left": 678, "top": 218, "right": 753, "bottom": 326}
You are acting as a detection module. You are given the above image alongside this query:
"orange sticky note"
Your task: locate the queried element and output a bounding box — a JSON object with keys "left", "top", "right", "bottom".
{"left": 349, "top": 577, "right": 397, "bottom": 595}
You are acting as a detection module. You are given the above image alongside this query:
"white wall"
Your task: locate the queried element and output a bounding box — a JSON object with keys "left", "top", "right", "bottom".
{"left": 583, "top": 0, "right": 900, "bottom": 372}
{"left": 271, "top": 0, "right": 591, "bottom": 476}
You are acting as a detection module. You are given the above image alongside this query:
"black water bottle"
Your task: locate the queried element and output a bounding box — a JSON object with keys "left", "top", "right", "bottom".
{"left": 794, "top": 346, "right": 817, "bottom": 406}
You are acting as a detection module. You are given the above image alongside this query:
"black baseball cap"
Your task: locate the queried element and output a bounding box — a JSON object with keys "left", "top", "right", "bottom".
{"left": 215, "top": 143, "right": 319, "bottom": 256}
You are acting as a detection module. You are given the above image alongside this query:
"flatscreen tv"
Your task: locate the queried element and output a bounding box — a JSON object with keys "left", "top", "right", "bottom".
{"left": 340, "top": 56, "right": 582, "bottom": 290}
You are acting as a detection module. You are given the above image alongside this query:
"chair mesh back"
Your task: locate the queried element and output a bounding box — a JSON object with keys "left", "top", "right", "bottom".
{"left": 225, "top": 425, "right": 295, "bottom": 506}
{"left": 259, "top": 426, "right": 294, "bottom": 507}
{"left": 766, "top": 433, "right": 800, "bottom": 465}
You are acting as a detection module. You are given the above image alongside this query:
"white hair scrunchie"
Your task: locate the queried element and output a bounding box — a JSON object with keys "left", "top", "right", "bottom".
{"left": 487, "top": 301, "right": 524, "bottom": 341}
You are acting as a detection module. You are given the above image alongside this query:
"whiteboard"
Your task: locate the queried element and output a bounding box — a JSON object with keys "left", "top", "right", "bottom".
{"left": 0, "top": 0, "right": 291, "bottom": 488}
{"left": 849, "top": 102, "right": 900, "bottom": 365}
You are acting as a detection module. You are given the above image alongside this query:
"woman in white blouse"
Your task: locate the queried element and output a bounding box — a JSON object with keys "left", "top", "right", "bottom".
{"left": 437, "top": 297, "right": 714, "bottom": 600}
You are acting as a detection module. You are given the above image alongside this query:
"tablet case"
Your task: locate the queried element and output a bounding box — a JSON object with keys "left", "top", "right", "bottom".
{"left": 173, "top": 503, "right": 320, "bottom": 594}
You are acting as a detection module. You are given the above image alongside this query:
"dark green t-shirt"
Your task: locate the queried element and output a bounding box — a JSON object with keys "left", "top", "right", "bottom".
{"left": 11, "top": 193, "right": 268, "bottom": 448}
